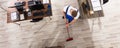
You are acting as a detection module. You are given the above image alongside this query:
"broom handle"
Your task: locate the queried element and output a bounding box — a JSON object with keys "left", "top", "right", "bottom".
{"left": 66, "top": 24, "right": 71, "bottom": 38}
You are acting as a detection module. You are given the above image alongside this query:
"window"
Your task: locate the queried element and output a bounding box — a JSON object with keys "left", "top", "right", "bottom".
{"left": 10, "top": 11, "right": 19, "bottom": 21}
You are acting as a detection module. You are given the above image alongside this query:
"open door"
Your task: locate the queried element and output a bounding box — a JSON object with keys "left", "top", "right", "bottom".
{"left": 78, "top": 0, "right": 104, "bottom": 19}
{"left": 7, "top": 0, "right": 52, "bottom": 23}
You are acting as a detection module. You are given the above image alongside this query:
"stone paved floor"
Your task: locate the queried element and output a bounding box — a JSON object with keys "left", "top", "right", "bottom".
{"left": 1, "top": 0, "right": 120, "bottom": 48}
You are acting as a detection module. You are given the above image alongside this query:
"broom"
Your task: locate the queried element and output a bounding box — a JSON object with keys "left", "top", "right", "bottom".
{"left": 66, "top": 23, "right": 73, "bottom": 42}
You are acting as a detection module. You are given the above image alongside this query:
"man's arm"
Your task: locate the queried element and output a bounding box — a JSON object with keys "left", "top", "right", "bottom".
{"left": 62, "top": 11, "right": 68, "bottom": 23}
{"left": 66, "top": 19, "right": 77, "bottom": 27}
{"left": 68, "top": 19, "right": 77, "bottom": 25}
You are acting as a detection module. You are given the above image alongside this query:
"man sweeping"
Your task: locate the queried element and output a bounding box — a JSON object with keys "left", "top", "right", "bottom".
{"left": 63, "top": 5, "right": 80, "bottom": 28}
{"left": 62, "top": 5, "right": 80, "bottom": 41}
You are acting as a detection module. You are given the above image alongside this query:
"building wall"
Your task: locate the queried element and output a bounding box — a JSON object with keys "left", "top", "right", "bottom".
{"left": 0, "top": 0, "right": 120, "bottom": 48}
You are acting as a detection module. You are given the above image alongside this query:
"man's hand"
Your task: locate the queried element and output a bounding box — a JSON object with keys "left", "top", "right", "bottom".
{"left": 66, "top": 23, "right": 69, "bottom": 27}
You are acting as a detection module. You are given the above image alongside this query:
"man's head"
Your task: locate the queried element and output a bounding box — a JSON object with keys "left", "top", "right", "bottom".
{"left": 71, "top": 9, "right": 77, "bottom": 17}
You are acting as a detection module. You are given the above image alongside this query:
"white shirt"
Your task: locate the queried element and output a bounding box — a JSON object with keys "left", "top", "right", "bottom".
{"left": 43, "top": 0, "right": 49, "bottom": 4}
{"left": 63, "top": 5, "right": 80, "bottom": 19}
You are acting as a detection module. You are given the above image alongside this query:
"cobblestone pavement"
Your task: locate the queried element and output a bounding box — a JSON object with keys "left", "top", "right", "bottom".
{"left": 1, "top": 0, "right": 120, "bottom": 48}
